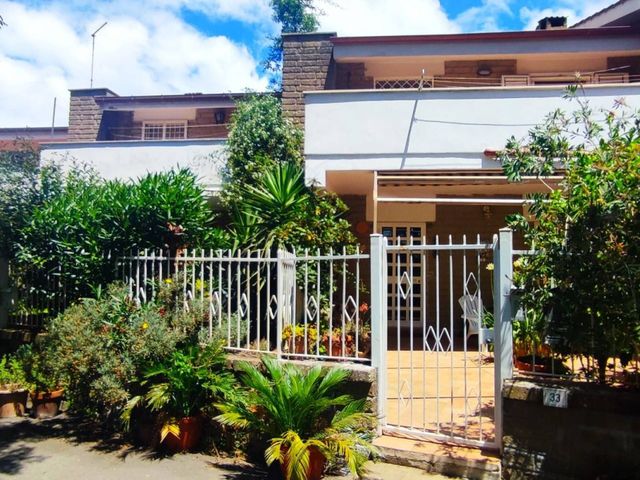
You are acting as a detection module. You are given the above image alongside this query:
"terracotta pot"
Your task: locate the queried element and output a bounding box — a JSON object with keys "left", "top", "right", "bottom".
{"left": 280, "top": 445, "right": 326, "bottom": 480}
{"left": 31, "top": 389, "right": 64, "bottom": 419}
{"left": 0, "top": 389, "right": 28, "bottom": 417}
{"left": 162, "top": 416, "right": 203, "bottom": 453}
{"left": 515, "top": 356, "right": 550, "bottom": 373}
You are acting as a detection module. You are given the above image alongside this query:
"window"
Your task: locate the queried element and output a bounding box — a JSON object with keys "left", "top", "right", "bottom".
{"left": 142, "top": 121, "right": 187, "bottom": 140}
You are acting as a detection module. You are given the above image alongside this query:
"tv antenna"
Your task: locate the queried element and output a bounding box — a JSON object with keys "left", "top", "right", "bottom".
{"left": 90, "top": 22, "right": 108, "bottom": 88}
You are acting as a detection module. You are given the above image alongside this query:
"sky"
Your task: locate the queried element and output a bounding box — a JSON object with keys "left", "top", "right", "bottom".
{"left": 0, "top": 0, "right": 613, "bottom": 127}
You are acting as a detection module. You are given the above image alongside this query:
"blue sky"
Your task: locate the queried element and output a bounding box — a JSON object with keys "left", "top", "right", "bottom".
{"left": 0, "top": 0, "right": 612, "bottom": 126}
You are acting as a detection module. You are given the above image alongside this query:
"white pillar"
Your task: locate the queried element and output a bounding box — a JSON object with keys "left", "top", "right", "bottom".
{"left": 493, "top": 227, "right": 514, "bottom": 451}
{"left": 370, "top": 234, "right": 388, "bottom": 432}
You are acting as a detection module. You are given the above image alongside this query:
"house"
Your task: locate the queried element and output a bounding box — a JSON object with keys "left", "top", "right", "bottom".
{"left": 281, "top": 13, "right": 640, "bottom": 249}
{"left": 0, "top": 126, "right": 68, "bottom": 151}
{"left": 40, "top": 89, "right": 245, "bottom": 194}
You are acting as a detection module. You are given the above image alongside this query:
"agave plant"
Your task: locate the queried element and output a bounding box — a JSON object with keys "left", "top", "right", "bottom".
{"left": 215, "top": 356, "right": 377, "bottom": 480}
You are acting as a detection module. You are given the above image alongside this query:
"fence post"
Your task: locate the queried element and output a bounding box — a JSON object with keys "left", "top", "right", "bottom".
{"left": 493, "top": 227, "right": 514, "bottom": 452}
{"left": 0, "top": 257, "right": 8, "bottom": 329}
{"left": 370, "top": 234, "right": 387, "bottom": 433}
{"left": 276, "top": 250, "right": 284, "bottom": 360}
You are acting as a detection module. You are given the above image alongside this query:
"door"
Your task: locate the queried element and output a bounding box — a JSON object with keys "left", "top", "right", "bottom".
{"left": 380, "top": 224, "right": 425, "bottom": 327}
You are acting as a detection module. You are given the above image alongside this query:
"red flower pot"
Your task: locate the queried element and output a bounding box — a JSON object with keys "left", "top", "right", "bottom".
{"left": 31, "top": 389, "right": 64, "bottom": 419}
{"left": 162, "top": 416, "right": 203, "bottom": 453}
{"left": 280, "top": 445, "right": 326, "bottom": 480}
{"left": 0, "top": 389, "right": 28, "bottom": 417}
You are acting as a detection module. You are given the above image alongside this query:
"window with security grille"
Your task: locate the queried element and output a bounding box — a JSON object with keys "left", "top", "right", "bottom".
{"left": 142, "top": 122, "right": 187, "bottom": 140}
{"left": 374, "top": 78, "right": 430, "bottom": 89}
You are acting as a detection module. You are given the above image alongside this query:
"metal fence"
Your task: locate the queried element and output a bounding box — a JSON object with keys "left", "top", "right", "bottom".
{"left": 117, "top": 247, "right": 371, "bottom": 363}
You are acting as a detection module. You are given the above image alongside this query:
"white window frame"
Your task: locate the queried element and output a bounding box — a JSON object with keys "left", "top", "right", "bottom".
{"left": 141, "top": 121, "right": 188, "bottom": 141}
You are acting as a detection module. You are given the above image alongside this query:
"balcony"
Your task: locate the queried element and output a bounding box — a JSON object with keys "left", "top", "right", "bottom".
{"left": 304, "top": 83, "right": 640, "bottom": 185}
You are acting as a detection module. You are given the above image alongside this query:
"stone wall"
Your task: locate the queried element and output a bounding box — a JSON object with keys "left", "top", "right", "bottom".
{"left": 282, "top": 32, "right": 336, "bottom": 126}
{"left": 502, "top": 379, "right": 640, "bottom": 479}
{"left": 68, "top": 88, "right": 118, "bottom": 142}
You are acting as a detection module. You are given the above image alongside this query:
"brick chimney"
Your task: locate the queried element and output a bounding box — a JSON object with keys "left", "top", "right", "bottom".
{"left": 536, "top": 16, "right": 568, "bottom": 30}
{"left": 282, "top": 32, "right": 336, "bottom": 127}
{"left": 68, "top": 88, "right": 118, "bottom": 142}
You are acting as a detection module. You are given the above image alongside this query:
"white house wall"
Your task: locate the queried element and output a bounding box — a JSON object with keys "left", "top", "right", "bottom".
{"left": 41, "top": 140, "right": 226, "bottom": 193}
{"left": 304, "top": 84, "right": 640, "bottom": 185}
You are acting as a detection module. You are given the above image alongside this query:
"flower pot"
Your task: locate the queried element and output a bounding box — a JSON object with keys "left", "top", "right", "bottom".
{"left": 515, "top": 356, "right": 549, "bottom": 373}
{"left": 31, "top": 389, "right": 64, "bottom": 419}
{"left": 280, "top": 445, "right": 326, "bottom": 480}
{"left": 0, "top": 389, "right": 28, "bottom": 418}
{"left": 162, "top": 416, "right": 203, "bottom": 453}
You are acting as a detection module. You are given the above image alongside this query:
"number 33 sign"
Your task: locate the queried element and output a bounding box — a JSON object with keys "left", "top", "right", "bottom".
{"left": 543, "top": 387, "right": 569, "bottom": 408}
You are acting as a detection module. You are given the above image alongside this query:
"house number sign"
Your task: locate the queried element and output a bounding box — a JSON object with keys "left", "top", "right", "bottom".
{"left": 542, "top": 387, "right": 568, "bottom": 408}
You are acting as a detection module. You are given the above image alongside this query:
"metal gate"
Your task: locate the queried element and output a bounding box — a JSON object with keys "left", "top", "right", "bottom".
{"left": 370, "top": 229, "right": 514, "bottom": 450}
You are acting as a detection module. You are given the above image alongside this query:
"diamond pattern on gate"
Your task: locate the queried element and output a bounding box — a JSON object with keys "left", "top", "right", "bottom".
{"left": 238, "top": 292, "right": 249, "bottom": 319}
{"left": 306, "top": 295, "right": 319, "bottom": 321}
{"left": 424, "top": 326, "right": 453, "bottom": 352}
{"left": 398, "top": 271, "right": 413, "bottom": 299}
{"left": 398, "top": 379, "right": 412, "bottom": 408}
{"left": 268, "top": 295, "right": 278, "bottom": 320}
{"left": 209, "top": 291, "right": 221, "bottom": 320}
{"left": 344, "top": 295, "right": 358, "bottom": 322}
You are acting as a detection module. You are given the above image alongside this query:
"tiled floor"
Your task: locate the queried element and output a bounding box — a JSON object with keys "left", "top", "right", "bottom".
{"left": 385, "top": 350, "right": 496, "bottom": 444}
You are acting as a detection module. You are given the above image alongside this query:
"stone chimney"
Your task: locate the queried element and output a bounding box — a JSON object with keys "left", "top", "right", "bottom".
{"left": 536, "top": 16, "right": 568, "bottom": 30}
{"left": 68, "top": 88, "right": 118, "bottom": 142}
{"left": 282, "top": 32, "right": 336, "bottom": 127}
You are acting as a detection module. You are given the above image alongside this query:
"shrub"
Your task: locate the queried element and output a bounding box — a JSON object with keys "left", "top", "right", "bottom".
{"left": 0, "top": 355, "right": 30, "bottom": 391}
{"left": 30, "top": 283, "right": 206, "bottom": 422}
{"left": 500, "top": 89, "right": 640, "bottom": 382}
{"left": 15, "top": 167, "right": 229, "bottom": 306}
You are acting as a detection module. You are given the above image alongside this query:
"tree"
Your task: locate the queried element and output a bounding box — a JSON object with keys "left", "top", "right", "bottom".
{"left": 500, "top": 87, "right": 640, "bottom": 382}
{"left": 265, "top": 0, "right": 320, "bottom": 85}
{"left": 222, "top": 93, "right": 303, "bottom": 208}
{"left": 222, "top": 94, "right": 355, "bottom": 252}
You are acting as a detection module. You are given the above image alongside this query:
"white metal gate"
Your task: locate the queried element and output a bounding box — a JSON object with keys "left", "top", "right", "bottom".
{"left": 370, "top": 230, "right": 514, "bottom": 450}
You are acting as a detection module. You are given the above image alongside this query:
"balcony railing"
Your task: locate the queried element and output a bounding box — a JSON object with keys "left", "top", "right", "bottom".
{"left": 372, "top": 72, "right": 637, "bottom": 90}
{"left": 104, "top": 123, "right": 230, "bottom": 141}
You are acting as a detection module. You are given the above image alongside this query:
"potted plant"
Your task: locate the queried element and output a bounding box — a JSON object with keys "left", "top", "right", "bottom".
{"left": 16, "top": 344, "right": 64, "bottom": 419}
{"left": 0, "top": 355, "right": 30, "bottom": 417}
{"left": 216, "top": 356, "right": 378, "bottom": 480}
{"left": 282, "top": 324, "right": 319, "bottom": 355}
{"left": 122, "top": 341, "right": 235, "bottom": 453}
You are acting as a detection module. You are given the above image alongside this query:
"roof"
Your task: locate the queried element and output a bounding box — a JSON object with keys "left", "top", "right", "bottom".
{"left": 572, "top": 0, "right": 632, "bottom": 27}
{"left": 95, "top": 91, "right": 262, "bottom": 110}
{"left": 0, "top": 127, "right": 68, "bottom": 150}
{"left": 329, "top": 25, "right": 636, "bottom": 46}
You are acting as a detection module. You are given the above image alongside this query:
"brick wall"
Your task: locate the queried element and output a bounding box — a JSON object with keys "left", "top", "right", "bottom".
{"left": 282, "top": 32, "right": 336, "bottom": 126}
{"left": 68, "top": 88, "right": 118, "bottom": 142}
{"left": 335, "top": 63, "right": 373, "bottom": 89}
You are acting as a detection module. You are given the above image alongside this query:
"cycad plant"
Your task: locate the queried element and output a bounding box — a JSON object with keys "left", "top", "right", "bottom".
{"left": 122, "top": 341, "right": 235, "bottom": 445}
{"left": 215, "top": 356, "right": 377, "bottom": 480}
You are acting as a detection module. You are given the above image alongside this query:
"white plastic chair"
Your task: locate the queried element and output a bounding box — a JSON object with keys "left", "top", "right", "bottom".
{"left": 458, "top": 294, "right": 494, "bottom": 349}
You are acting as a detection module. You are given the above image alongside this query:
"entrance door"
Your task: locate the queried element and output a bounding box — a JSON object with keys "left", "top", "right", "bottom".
{"left": 380, "top": 224, "right": 425, "bottom": 327}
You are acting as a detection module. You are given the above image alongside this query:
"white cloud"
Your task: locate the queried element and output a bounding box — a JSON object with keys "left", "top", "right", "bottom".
{"left": 318, "top": 0, "right": 459, "bottom": 36}
{"left": 0, "top": 0, "right": 270, "bottom": 127}
{"left": 519, "top": 0, "right": 613, "bottom": 30}
{"left": 455, "top": 0, "right": 513, "bottom": 32}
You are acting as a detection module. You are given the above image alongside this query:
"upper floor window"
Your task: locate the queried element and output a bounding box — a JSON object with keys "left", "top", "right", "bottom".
{"left": 142, "top": 121, "right": 187, "bottom": 140}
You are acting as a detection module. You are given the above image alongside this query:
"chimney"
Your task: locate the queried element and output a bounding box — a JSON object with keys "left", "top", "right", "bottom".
{"left": 536, "top": 16, "right": 568, "bottom": 30}
{"left": 68, "top": 88, "right": 118, "bottom": 142}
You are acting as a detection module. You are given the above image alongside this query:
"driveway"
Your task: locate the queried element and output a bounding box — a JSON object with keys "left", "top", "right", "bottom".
{"left": 0, "top": 416, "right": 449, "bottom": 480}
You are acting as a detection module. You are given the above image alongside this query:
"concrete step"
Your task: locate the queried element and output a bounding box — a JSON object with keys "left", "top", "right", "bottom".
{"left": 373, "top": 434, "right": 501, "bottom": 480}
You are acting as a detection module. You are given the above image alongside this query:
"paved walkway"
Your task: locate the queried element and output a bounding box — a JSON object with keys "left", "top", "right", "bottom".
{"left": 0, "top": 416, "right": 452, "bottom": 480}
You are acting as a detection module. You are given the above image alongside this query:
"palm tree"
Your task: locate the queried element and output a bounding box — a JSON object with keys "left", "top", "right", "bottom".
{"left": 215, "top": 356, "right": 377, "bottom": 480}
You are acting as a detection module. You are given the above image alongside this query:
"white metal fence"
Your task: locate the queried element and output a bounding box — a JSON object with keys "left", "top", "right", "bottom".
{"left": 117, "top": 247, "right": 371, "bottom": 363}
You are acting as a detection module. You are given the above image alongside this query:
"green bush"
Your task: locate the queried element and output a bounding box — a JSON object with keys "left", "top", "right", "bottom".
{"left": 29, "top": 283, "right": 208, "bottom": 422}
{"left": 15, "top": 167, "right": 229, "bottom": 305}
{"left": 0, "top": 355, "right": 30, "bottom": 391}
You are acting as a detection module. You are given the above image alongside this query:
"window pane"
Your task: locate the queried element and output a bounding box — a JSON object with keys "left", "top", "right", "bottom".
{"left": 143, "top": 123, "right": 163, "bottom": 140}
{"left": 410, "top": 227, "right": 422, "bottom": 238}
{"left": 165, "top": 123, "right": 186, "bottom": 139}
{"left": 381, "top": 227, "right": 393, "bottom": 238}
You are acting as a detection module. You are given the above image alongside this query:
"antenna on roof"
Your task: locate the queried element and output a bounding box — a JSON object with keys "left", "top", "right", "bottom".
{"left": 90, "top": 22, "right": 108, "bottom": 88}
{"left": 51, "top": 97, "right": 57, "bottom": 135}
